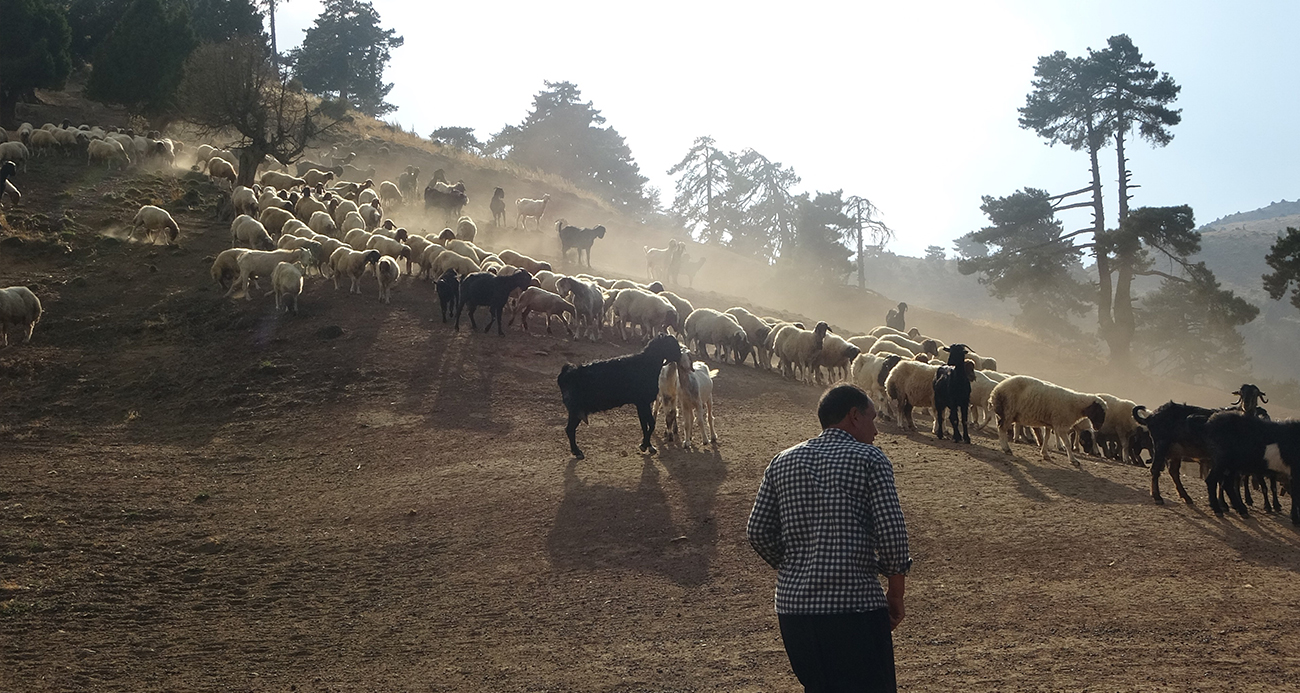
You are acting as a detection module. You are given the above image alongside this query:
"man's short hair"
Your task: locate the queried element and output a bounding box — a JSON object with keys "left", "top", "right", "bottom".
{"left": 818, "top": 384, "right": 874, "bottom": 429}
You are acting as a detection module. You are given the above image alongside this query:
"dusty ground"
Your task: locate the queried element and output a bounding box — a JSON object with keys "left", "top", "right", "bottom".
{"left": 2, "top": 153, "right": 1299, "bottom": 693}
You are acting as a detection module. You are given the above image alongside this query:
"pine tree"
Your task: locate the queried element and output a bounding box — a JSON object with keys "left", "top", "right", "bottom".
{"left": 86, "top": 0, "right": 196, "bottom": 115}
{"left": 289, "top": 0, "right": 403, "bottom": 116}
{"left": 0, "top": 0, "right": 73, "bottom": 128}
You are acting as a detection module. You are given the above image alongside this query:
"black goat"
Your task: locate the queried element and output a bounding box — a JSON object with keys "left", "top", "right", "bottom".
{"left": 435, "top": 269, "right": 460, "bottom": 323}
{"left": 557, "top": 334, "right": 683, "bottom": 459}
{"left": 933, "top": 343, "right": 975, "bottom": 443}
{"left": 557, "top": 220, "right": 607, "bottom": 267}
{"left": 424, "top": 182, "right": 468, "bottom": 222}
{"left": 1202, "top": 411, "right": 1300, "bottom": 524}
{"left": 1231, "top": 384, "right": 1285, "bottom": 511}
{"left": 455, "top": 270, "right": 534, "bottom": 335}
{"left": 489, "top": 187, "right": 506, "bottom": 226}
{"left": 885, "top": 302, "right": 907, "bottom": 331}
{"left": 1134, "top": 402, "right": 1223, "bottom": 505}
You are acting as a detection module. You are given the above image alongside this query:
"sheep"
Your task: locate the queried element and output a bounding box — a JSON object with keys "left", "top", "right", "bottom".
{"left": 933, "top": 344, "right": 977, "bottom": 443}
{"left": 883, "top": 359, "right": 941, "bottom": 431}
{"left": 375, "top": 256, "right": 400, "bottom": 304}
{"left": 416, "top": 244, "right": 447, "bottom": 280}
{"left": 811, "top": 333, "right": 862, "bottom": 384}
{"left": 444, "top": 238, "right": 482, "bottom": 262}
{"left": 260, "top": 170, "right": 305, "bottom": 189}
{"left": 516, "top": 194, "right": 551, "bottom": 229}
{"left": 231, "top": 186, "right": 260, "bottom": 218}
{"left": 332, "top": 178, "right": 374, "bottom": 200}
{"left": 229, "top": 214, "right": 276, "bottom": 250}
{"left": 365, "top": 234, "right": 412, "bottom": 275}
{"left": 613, "top": 290, "right": 678, "bottom": 342}
{"left": 489, "top": 187, "right": 506, "bottom": 226}
{"left": 306, "top": 209, "right": 338, "bottom": 238}
{"left": 271, "top": 261, "right": 305, "bottom": 314}
{"left": 646, "top": 239, "right": 685, "bottom": 281}
{"left": 397, "top": 166, "right": 421, "bottom": 199}
{"left": 682, "top": 309, "right": 748, "bottom": 363}
{"left": 0, "top": 161, "right": 18, "bottom": 207}
{"left": 295, "top": 190, "right": 329, "bottom": 222}
{"left": 0, "top": 286, "right": 43, "bottom": 346}
{"left": 276, "top": 234, "right": 329, "bottom": 271}
{"left": 211, "top": 248, "right": 251, "bottom": 291}
{"left": 340, "top": 211, "right": 367, "bottom": 235}
{"left": 659, "top": 291, "right": 695, "bottom": 336}
{"left": 869, "top": 339, "right": 916, "bottom": 359}
{"left": 1201, "top": 411, "right": 1300, "bottom": 523}
{"left": 509, "top": 287, "right": 576, "bottom": 336}
{"left": 301, "top": 168, "right": 336, "bottom": 188}
{"left": 130, "top": 205, "right": 180, "bottom": 245}
{"left": 228, "top": 248, "right": 313, "bottom": 300}
{"left": 455, "top": 270, "right": 535, "bottom": 335}
{"left": 772, "top": 321, "right": 833, "bottom": 381}
{"left": 850, "top": 352, "right": 902, "bottom": 421}
{"left": 533, "top": 269, "right": 562, "bottom": 293}
{"left": 1090, "top": 393, "right": 1145, "bottom": 465}
{"left": 357, "top": 187, "right": 378, "bottom": 206}
{"left": 329, "top": 247, "right": 382, "bottom": 294}
{"left": 257, "top": 205, "right": 296, "bottom": 236}
{"left": 497, "top": 249, "right": 552, "bottom": 275}
{"left": 556, "top": 276, "right": 605, "bottom": 342}
{"left": 85, "top": 139, "right": 127, "bottom": 170}
{"left": 1, "top": 141, "right": 30, "bottom": 172}
{"left": 673, "top": 350, "right": 719, "bottom": 447}
{"left": 377, "top": 180, "right": 403, "bottom": 206}
{"left": 885, "top": 302, "right": 908, "bottom": 331}
{"left": 27, "top": 128, "right": 58, "bottom": 156}
{"left": 867, "top": 325, "right": 906, "bottom": 339}
{"left": 455, "top": 215, "right": 477, "bottom": 242}
{"left": 332, "top": 198, "right": 360, "bottom": 227}
{"left": 206, "top": 156, "right": 237, "bottom": 187}
{"left": 340, "top": 164, "right": 376, "bottom": 182}
{"left": 877, "top": 333, "right": 941, "bottom": 357}
{"left": 296, "top": 159, "right": 337, "bottom": 176}
{"left": 557, "top": 220, "right": 607, "bottom": 268}
{"left": 990, "top": 375, "right": 1107, "bottom": 467}
{"left": 431, "top": 249, "right": 480, "bottom": 278}
{"left": 722, "top": 307, "right": 773, "bottom": 368}
{"left": 557, "top": 334, "right": 683, "bottom": 459}
{"left": 345, "top": 227, "right": 375, "bottom": 251}
{"left": 969, "top": 370, "right": 1007, "bottom": 430}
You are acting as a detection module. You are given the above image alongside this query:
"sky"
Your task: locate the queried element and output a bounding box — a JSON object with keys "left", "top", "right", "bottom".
{"left": 272, "top": 0, "right": 1300, "bottom": 258}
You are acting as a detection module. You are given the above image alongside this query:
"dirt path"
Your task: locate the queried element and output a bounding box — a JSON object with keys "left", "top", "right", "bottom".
{"left": 2, "top": 159, "right": 1299, "bottom": 692}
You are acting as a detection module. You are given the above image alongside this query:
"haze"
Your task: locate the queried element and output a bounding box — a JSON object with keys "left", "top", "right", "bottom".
{"left": 272, "top": 0, "right": 1300, "bottom": 257}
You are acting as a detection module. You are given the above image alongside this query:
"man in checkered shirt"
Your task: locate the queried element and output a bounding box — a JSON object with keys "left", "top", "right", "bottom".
{"left": 748, "top": 384, "right": 912, "bottom": 692}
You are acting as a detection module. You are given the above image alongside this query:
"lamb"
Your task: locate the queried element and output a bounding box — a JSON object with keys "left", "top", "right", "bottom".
{"left": 811, "top": 333, "right": 862, "bottom": 384}
{"left": 455, "top": 270, "right": 535, "bottom": 335}
{"left": 489, "top": 187, "right": 506, "bottom": 226}
{"left": 86, "top": 139, "right": 127, "bottom": 170}
{"left": 516, "top": 194, "right": 551, "bottom": 229}
{"left": 683, "top": 308, "right": 749, "bottom": 363}
{"left": 375, "top": 255, "right": 400, "bottom": 304}
{"left": 646, "top": 239, "right": 685, "bottom": 281}
{"left": 772, "top": 321, "right": 833, "bottom": 381}
{"left": 557, "top": 334, "right": 683, "bottom": 459}
{"left": 613, "top": 289, "right": 678, "bottom": 342}
{"left": 231, "top": 214, "right": 276, "bottom": 250}
{"left": 271, "top": 261, "right": 305, "bottom": 314}
{"left": 654, "top": 360, "right": 684, "bottom": 443}
{"left": 329, "top": 247, "right": 382, "bottom": 294}
{"left": 509, "top": 287, "right": 576, "bottom": 336}
{"left": 206, "top": 156, "right": 237, "bottom": 187}
{"left": 883, "top": 359, "right": 942, "bottom": 432}
{"left": 723, "top": 307, "right": 772, "bottom": 368}
{"left": 378, "top": 180, "right": 403, "bottom": 206}
{"left": 990, "top": 375, "right": 1107, "bottom": 467}
{"left": 228, "top": 248, "right": 314, "bottom": 300}
{"left": 456, "top": 215, "right": 477, "bottom": 242}
{"left": 885, "top": 302, "right": 908, "bottom": 331}
{"left": 1201, "top": 411, "right": 1300, "bottom": 524}
{"left": 556, "top": 220, "right": 608, "bottom": 268}
{"left": 130, "top": 205, "right": 180, "bottom": 245}
{"left": 497, "top": 249, "right": 552, "bottom": 275}
{"left": 673, "top": 350, "right": 719, "bottom": 447}
{"left": 0, "top": 286, "right": 43, "bottom": 346}
{"left": 556, "top": 276, "right": 604, "bottom": 342}
{"left": 933, "top": 344, "right": 976, "bottom": 443}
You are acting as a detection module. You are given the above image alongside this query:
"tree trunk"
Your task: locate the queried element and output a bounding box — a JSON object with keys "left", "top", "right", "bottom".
{"left": 1086, "top": 132, "right": 1127, "bottom": 367}
{"left": 268, "top": 0, "right": 279, "bottom": 70}
{"left": 1115, "top": 124, "right": 1130, "bottom": 222}
{"left": 237, "top": 145, "right": 268, "bottom": 188}
{"left": 1112, "top": 257, "right": 1136, "bottom": 369}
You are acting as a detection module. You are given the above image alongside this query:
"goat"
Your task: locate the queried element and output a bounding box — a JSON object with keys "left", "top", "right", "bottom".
{"left": 556, "top": 219, "right": 607, "bottom": 268}
{"left": 490, "top": 187, "right": 506, "bottom": 226}
{"left": 454, "top": 270, "right": 534, "bottom": 335}
{"left": 933, "top": 344, "right": 975, "bottom": 443}
{"left": 517, "top": 194, "right": 550, "bottom": 230}
{"left": 1133, "top": 402, "right": 1220, "bottom": 505}
{"left": 1202, "top": 411, "right": 1300, "bottom": 524}
{"left": 557, "top": 334, "right": 683, "bottom": 459}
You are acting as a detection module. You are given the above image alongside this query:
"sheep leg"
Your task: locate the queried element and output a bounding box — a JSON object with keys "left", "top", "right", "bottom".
{"left": 566, "top": 411, "right": 585, "bottom": 459}
{"left": 637, "top": 401, "right": 657, "bottom": 454}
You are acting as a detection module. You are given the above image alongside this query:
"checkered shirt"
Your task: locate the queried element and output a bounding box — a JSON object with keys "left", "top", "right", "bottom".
{"left": 747, "top": 428, "right": 912, "bottom": 615}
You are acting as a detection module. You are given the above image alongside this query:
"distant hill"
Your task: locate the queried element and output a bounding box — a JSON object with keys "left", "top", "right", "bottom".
{"left": 1208, "top": 200, "right": 1300, "bottom": 226}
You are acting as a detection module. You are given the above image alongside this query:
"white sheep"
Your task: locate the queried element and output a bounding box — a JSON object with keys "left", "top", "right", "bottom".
{"left": 811, "top": 333, "right": 862, "bottom": 384}
{"left": 0, "top": 286, "right": 43, "bottom": 346}
{"left": 295, "top": 191, "right": 329, "bottom": 222}
{"left": 130, "top": 205, "right": 180, "bottom": 244}
{"left": 989, "top": 375, "right": 1108, "bottom": 467}
{"left": 515, "top": 195, "right": 550, "bottom": 230}
{"left": 0, "top": 141, "right": 30, "bottom": 172}
{"left": 231, "top": 214, "right": 276, "bottom": 250}
{"left": 261, "top": 170, "right": 306, "bottom": 189}
{"left": 259, "top": 206, "right": 296, "bottom": 236}
{"left": 660, "top": 291, "right": 695, "bottom": 336}
{"left": 444, "top": 239, "right": 484, "bottom": 262}
{"left": 612, "top": 289, "right": 676, "bottom": 341}
{"left": 27, "top": 128, "right": 58, "bottom": 156}
{"left": 509, "top": 287, "right": 575, "bottom": 336}
{"left": 307, "top": 210, "right": 338, "bottom": 238}
{"left": 231, "top": 186, "right": 259, "bottom": 218}
{"left": 360, "top": 200, "right": 382, "bottom": 230}
{"left": 206, "top": 156, "right": 237, "bottom": 187}
{"left": 683, "top": 308, "right": 749, "bottom": 363}
{"left": 339, "top": 211, "right": 366, "bottom": 234}
{"left": 228, "top": 247, "right": 313, "bottom": 300}
{"left": 86, "top": 139, "right": 127, "bottom": 169}
{"left": 345, "top": 227, "right": 375, "bottom": 251}
{"left": 357, "top": 188, "right": 378, "bottom": 205}
{"left": 329, "top": 247, "right": 382, "bottom": 294}
{"left": 532, "top": 269, "right": 562, "bottom": 293}
{"left": 877, "top": 333, "right": 940, "bottom": 356}
{"left": 301, "top": 168, "right": 335, "bottom": 187}
{"left": 868, "top": 339, "right": 916, "bottom": 359}
{"left": 332, "top": 198, "right": 360, "bottom": 227}
{"left": 417, "top": 244, "right": 447, "bottom": 280}
{"left": 376, "top": 255, "right": 400, "bottom": 303}
{"left": 1094, "top": 393, "right": 1143, "bottom": 464}
{"left": 850, "top": 352, "right": 900, "bottom": 420}
{"left": 378, "top": 180, "right": 403, "bottom": 206}
{"left": 211, "top": 248, "right": 250, "bottom": 290}
{"left": 772, "top": 321, "right": 833, "bottom": 381}
{"left": 883, "top": 359, "right": 941, "bottom": 431}
{"left": 497, "top": 249, "right": 552, "bottom": 275}
{"left": 456, "top": 215, "right": 478, "bottom": 241}
{"left": 271, "top": 261, "right": 305, "bottom": 314}
{"left": 430, "top": 247, "right": 480, "bottom": 278}
{"left": 724, "top": 307, "right": 772, "bottom": 369}
{"left": 654, "top": 361, "right": 684, "bottom": 443}
{"left": 365, "top": 235, "right": 412, "bottom": 273}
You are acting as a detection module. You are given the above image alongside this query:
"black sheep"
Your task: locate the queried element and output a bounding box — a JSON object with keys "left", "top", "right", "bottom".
{"left": 435, "top": 269, "right": 460, "bottom": 323}
{"left": 557, "top": 334, "right": 682, "bottom": 459}
{"left": 1202, "top": 411, "right": 1300, "bottom": 524}
{"left": 455, "top": 270, "right": 534, "bottom": 335}
{"left": 557, "top": 220, "right": 607, "bottom": 267}
{"left": 933, "top": 343, "right": 974, "bottom": 443}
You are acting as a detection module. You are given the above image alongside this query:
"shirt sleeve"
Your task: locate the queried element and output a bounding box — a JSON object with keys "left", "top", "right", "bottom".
{"left": 747, "top": 460, "right": 785, "bottom": 570}
{"left": 864, "top": 450, "right": 912, "bottom": 576}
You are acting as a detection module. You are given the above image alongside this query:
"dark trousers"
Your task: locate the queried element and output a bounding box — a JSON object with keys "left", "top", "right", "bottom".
{"left": 778, "top": 609, "right": 896, "bottom": 693}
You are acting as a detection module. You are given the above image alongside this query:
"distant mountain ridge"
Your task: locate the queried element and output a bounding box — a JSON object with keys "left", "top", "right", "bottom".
{"left": 1207, "top": 199, "right": 1300, "bottom": 226}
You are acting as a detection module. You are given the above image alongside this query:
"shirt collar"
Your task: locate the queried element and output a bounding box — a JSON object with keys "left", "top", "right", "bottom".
{"left": 819, "top": 428, "right": 858, "bottom": 444}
